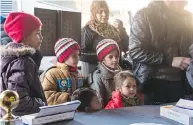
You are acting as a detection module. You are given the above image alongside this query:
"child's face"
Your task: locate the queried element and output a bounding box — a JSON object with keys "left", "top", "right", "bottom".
{"left": 102, "top": 50, "right": 119, "bottom": 69}
{"left": 23, "top": 27, "right": 43, "bottom": 50}
{"left": 90, "top": 95, "right": 102, "bottom": 111}
{"left": 65, "top": 50, "right": 80, "bottom": 67}
{"left": 120, "top": 77, "right": 137, "bottom": 98}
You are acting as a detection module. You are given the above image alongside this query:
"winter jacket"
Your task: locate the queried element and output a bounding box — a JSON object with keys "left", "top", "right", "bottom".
{"left": 80, "top": 25, "right": 129, "bottom": 65}
{"left": 41, "top": 62, "right": 85, "bottom": 105}
{"left": 0, "top": 42, "right": 47, "bottom": 117}
{"left": 105, "top": 91, "right": 142, "bottom": 109}
{"left": 180, "top": 10, "right": 193, "bottom": 96}
{"left": 128, "top": 1, "right": 188, "bottom": 84}
{"left": 87, "top": 63, "right": 121, "bottom": 107}
{"left": 186, "top": 44, "right": 193, "bottom": 89}
{"left": 1, "top": 16, "right": 12, "bottom": 45}
{"left": 80, "top": 25, "right": 104, "bottom": 64}
{"left": 187, "top": 61, "right": 193, "bottom": 89}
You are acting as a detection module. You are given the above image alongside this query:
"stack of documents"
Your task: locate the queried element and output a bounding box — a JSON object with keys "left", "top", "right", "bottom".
{"left": 21, "top": 100, "right": 81, "bottom": 125}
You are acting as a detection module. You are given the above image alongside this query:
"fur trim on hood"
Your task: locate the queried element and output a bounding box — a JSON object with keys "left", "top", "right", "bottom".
{"left": 1, "top": 42, "right": 36, "bottom": 57}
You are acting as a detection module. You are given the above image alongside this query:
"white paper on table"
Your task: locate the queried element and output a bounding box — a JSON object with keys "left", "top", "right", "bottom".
{"left": 176, "top": 99, "right": 193, "bottom": 110}
{"left": 36, "top": 100, "right": 81, "bottom": 118}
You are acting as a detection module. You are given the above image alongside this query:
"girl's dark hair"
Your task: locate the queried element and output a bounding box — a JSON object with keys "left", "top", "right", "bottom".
{"left": 71, "top": 88, "right": 96, "bottom": 111}
{"left": 114, "top": 70, "right": 136, "bottom": 90}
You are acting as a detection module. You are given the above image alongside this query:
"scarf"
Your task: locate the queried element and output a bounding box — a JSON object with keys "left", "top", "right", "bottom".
{"left": 101, "top": 62, "right": 121, "bottom": 74}
{"left": 87, "top": 20, "right": 121, "bottom": 42}
{"left": 121, "top": 94, "right": 142, "bottom": 107}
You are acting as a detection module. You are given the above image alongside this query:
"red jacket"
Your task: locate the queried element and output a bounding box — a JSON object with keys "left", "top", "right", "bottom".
{"left": 105, "top": 91, "right": 124, "bottom": 109}
{"left": 105, "top": 91, "right": 143, "bottom": 109}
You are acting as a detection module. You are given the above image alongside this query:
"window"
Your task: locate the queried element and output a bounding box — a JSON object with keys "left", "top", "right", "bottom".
{"left": 0, "top": 0, "right": 13, "bottom": 17}
{"left": 186, "top": 0, "right": 193, "bottom": 13}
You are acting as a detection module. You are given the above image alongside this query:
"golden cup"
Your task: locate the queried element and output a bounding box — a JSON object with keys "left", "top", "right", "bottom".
{"left": 0, "top": 90, "right": 19, "bottom": 121}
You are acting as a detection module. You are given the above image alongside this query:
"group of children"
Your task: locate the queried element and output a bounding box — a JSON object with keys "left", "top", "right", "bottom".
{"left": 1, "top": 11, "right": 143, "bottom": 117}
{"left": 40, "top": 37, "right": 143, "bottom": 111}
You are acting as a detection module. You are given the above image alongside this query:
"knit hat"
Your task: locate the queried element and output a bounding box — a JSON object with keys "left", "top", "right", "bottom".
{"left": 4, "top": 12, "right": 42, "bottom": 43}
{"left": 96, "top": 39, "right": 120, "bottom": 61}
{"left": 54, "top": 38, "right": 80, "bottom": 63}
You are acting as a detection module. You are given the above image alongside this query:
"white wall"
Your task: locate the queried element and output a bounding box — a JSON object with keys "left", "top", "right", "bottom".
{"left": 14, "top": 0, "right": 36, "bottom": 14}
{"left": 186, "top": 0, "right": 193, "bottom": 13}
{"left": 12, "top": 0, "right": 80, "bottom": 15}
{"left": 35, "top": 0, "right": 80, "bottom": 12}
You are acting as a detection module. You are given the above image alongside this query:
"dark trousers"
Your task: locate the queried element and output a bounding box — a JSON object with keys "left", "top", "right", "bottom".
{"left": 142, "top": 79, "right": 185, "bottom": 105}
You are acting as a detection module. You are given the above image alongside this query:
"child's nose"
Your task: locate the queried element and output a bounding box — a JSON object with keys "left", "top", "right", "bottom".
{"left": 113, "top": 57, "right": 118, "bottom": 62}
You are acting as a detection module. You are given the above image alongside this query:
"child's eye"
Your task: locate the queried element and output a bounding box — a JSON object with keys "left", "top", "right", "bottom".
{"left": 108, "top": 55, "right": 113, "bottom": 59}
{"left": 72, "top": 55, "right": 78, "bottom": 59}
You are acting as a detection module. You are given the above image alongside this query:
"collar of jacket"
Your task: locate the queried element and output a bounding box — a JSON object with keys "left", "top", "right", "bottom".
{"left": 1, "top": 42, "right": 36, "bottom": 57}
{"left": 31, "top": 50, "right": 43, "bottom": 69}
{"left": 148, "top": 1, "right": 169, "bottom": 12}
{"left": 112, "top": 91, "right": 141, "bottom": 107}
{"left": 149, "top": 1, "right": 185, "bottom": 16}
{"left": 56, "top": 62, "right": 80, "bottom": 72}
{"left": 98, "top": 63, "right": 121, "bottom": 79}
{"left": 1, "top": 42, "right": 42, "bottom": 68}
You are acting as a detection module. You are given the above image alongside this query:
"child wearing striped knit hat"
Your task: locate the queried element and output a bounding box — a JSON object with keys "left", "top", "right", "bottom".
{"left": 41, "top": 38, "right": 85, "bottom": 105}
{"left": 87, "top": 39, "right": 122, "bottom": 107}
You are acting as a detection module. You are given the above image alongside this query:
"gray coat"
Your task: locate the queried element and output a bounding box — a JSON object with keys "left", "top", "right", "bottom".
{"left": 186, "top": 44, "right": 193, "bottom": 89}
{"left": 0, "top": 42, "right": 47, "bottom": 117}
{"left": 87, "top": 63, "right": 121, "bottom": 107}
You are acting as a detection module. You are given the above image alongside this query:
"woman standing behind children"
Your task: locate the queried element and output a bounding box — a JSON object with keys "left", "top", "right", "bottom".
{"left": 87, "top": 39, "right": 122, "bottom": 107}
{"left": 105, "top": 71, "right": 143, "bottom": 109}
{"left": 41, "top": 38, "right": 84, "bottom": 105}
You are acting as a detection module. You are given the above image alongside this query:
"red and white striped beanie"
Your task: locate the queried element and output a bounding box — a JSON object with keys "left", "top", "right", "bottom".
{"left": 96, "top": 39, "right": 120, "bottom": 61}
{"left": 54, "top": 38, "right": 80, "bottom": 63}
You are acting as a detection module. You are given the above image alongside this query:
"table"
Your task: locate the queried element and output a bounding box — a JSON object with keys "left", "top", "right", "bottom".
{"left": 46, "top": 105, "right": 182, "bottom": 125}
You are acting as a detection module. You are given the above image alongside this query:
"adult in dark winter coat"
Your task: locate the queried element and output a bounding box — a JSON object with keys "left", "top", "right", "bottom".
{"left": 128, "top": 0, "right": 191, "bottom": 105}
{"left": 0, "top": 16, "right": 12, "bottom": 45}
{"left": 0, "top": 12, "right": 47, "bottom": 117}
{"left": 176, "top": 2, "right": 193, "bottom": 100}
{"left": 80, "top": 0, "right": 128, "bottom": 76}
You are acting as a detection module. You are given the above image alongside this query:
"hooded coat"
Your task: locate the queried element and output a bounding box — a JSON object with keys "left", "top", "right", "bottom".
{"left": 0, "top": 42, "right": 47, "bottom": 117}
